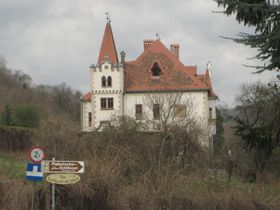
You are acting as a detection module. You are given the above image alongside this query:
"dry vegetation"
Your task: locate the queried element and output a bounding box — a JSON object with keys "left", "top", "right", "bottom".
{"left": 1, "top": 116, "right": 280, "bottom": 210}
{"left": 1, "top": 58, "right": 280, "bottom": 209}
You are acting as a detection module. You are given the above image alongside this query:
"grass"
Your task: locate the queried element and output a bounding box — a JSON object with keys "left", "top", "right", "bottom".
{"left": 0, "top": 152, "right": 27, "bottom": 179}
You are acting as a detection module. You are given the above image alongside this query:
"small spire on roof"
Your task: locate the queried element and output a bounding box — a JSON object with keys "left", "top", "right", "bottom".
{"left": 207, "top": 60, "right": 212, "bottom": 71}
{"left": 105, "top": 9, "right": 111, "bottom": 23}
{"left": 155, "top": 32, "right": 160, "bottom": 40}
{"left": 206, "top": 60, "right": 213, "bottom": 81}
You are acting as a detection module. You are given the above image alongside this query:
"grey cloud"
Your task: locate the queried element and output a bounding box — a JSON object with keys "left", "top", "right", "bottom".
{"left": 0, "top": 0, "right": 276, "bottom": 106}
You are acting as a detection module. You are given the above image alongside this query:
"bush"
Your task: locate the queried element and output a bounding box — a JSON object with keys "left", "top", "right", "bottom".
{"left": 1, "top": 105, "right": 13, "bottom": 126}
{"left": 0, "top": 126, "right": 33, "bottom": 152}
{"left": 2, "top": 116, "right": 280, "bottom": 209}
{"left": 14, "top": 104, "right": 39, "bottom": 128}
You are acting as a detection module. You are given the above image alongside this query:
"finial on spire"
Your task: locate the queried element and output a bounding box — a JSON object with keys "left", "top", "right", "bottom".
{"left": 105, "top": 9, "right": 111, "bottom": 23}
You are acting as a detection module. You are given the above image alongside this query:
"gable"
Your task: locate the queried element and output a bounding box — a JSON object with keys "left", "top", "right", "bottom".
{"left": 81, "top": 92, "right": 92, "bottom": 101}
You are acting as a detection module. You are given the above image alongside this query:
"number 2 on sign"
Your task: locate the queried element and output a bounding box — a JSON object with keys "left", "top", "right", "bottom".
{"left": 34, "top": 151, "right": 40, "bottom": 158}
{"left": 29, "top": 146, "right": 45, "bottom": 163}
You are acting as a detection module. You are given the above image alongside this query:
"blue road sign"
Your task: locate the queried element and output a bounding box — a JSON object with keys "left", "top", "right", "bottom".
{"left": 26, "top": 163, "right": 43, "bottom": 181}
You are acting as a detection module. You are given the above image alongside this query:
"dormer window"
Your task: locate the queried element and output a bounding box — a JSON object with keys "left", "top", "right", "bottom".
{"left": 107, "top": 76, "right": 112, "bottom": 87}
{"left": 151, "top": 62, "right": 161, "bottom": 77}
{"left": 101, "top": 76, "right": 106, "bottom": 87}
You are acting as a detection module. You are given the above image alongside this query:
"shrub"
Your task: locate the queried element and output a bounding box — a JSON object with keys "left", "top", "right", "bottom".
{"left": 14, "top": 104, "right": 39, "bottom": 128}
{"left": 1, "top": 105, "right": 13, "bottom": 126}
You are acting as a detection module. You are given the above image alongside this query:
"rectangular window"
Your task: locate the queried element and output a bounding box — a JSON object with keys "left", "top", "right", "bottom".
{"left": 135, "top": 104, "right": 143, "bottom": 120}
{"left": 101, "top": 98, "right": 107, "bottom": 109}
{"left": 100, "top": 98, "right": 114, "bottom": 109}
{"left": 108, "top": 98, "right": 114, "bottom": 109}
{"left": 174, "top": 104, "right": 186, "bottom": 117}
{"left": 88, "top": 112, "right": 92, "bottom": 127}
{"left": 153, "top": 104, "right": 160, "bottom": 120}
{"left": 209, "top": 108, "right": 213, "bottom": 119}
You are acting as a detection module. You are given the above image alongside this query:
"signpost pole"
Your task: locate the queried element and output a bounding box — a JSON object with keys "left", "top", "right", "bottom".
{"left": 51, "top": 158, "right": 56, "bottom": 210}
{"left": 27, "top": 146, "right": 45, "bottom": 210}
{"left": 31, "top": 181, "right": 35, "bottom": 210}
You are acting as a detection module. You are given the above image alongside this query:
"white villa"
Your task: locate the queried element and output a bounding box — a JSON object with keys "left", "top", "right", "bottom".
{"left": 81, "top": 20, "right": 217, "bottom": 146}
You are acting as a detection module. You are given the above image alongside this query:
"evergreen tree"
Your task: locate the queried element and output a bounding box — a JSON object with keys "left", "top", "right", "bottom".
{"left": 231, "top": 82, "right": 279, "bottom": 174}
{"left": 2, "top": 105, "right": 13, "bottom": 126}
{"left": 215, "top": 0, "right": 280, "bottom": 73}
{"left": 216, "top": 1, "right": 280, "bottom": 176}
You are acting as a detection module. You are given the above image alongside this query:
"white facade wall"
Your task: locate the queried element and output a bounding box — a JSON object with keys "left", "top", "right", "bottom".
{"left": 208, "top": 99, "right": 216, "bottom": 135}
{"left": 208, "top": 99, "right": 216, "bottom": 120}
{"left": 92, "top": 93, "right": 123, "bottom": 128}
{"left": 123, "top": 91, "right": 208, "bottom": 127}
{"left": 91, "top": 62, "right": 124, "bottom": 92}
{"left": 89, "top": 61, "right": 124, "bottom": 128}
{"left": 207, "top": 98, "right": 217, "bottom": 150}
{"left": 81, "top": 101, "right": 93, "bottom": 131}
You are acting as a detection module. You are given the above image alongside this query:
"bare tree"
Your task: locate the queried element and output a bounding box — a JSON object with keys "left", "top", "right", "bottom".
{"left": 12, "top": 70, "right": 32, "bottom": 89}
{"left": 143, "top": 92, "right": 205, "bottom": 168}
{"left": 143, "top": 92, "right": 197, "bottom": 133}
{"left": 52, "top": 83, "right": 82, "bottom": 121}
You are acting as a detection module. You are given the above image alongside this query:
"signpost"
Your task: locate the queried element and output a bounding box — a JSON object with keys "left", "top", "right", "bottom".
{"left": 26, "top": 146, "right": 84, "bottom": 210}
{"left": 42, "top": 161, "right": 84, "bottom": 173}
{"left": 27, "top": 146, "right": 45, "bottom": 210}
{"left": 46, "top": 174, "right": 80, "bottom": 185}
{"left": 43, "top": 159, "right": 85, "bottom": 210}
{"left": 26, "top": 163, "right": 43, "bottom": 181}
{"left": 29, "top": 146, "right": 45, "bottom": 163}
{"left": 51, "top": 158, "right": 55, "bottom": 210}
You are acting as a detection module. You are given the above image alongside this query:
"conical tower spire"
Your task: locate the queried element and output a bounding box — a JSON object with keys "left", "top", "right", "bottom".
{"left": 97, "top": 20, "right": 118, "bottom": 64}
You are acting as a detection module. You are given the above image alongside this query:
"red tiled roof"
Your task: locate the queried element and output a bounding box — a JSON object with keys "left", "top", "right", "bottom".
{"left": 81, "top": 92, "right": 92, "bottom": 101}
{"left": 184, "top": 66, "right": 197, "bottom": 75}
{"left": 124, "top": 40, "right": 214, "bottom": 94}
{"left": 97, "top": 22, "right": 118, "bottom": 64}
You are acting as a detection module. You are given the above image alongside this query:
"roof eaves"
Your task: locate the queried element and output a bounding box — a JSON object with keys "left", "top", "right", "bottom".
{"left": 125, "top": 88, "right": 210, "bottom": 94}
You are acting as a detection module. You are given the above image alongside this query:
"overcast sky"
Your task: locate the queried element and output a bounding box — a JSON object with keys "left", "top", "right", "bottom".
{"left": 0, "top": 0, "right": 277, "bottom": 106}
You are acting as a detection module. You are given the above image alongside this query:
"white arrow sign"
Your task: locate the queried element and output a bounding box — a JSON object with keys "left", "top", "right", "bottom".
{"left": 42, "top": 161, "right": 84, "bottom": 174}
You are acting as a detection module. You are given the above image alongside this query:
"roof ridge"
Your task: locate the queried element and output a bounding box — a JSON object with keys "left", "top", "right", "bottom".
{"left": 132, "top": 40, "right": 185, "bottom": 67}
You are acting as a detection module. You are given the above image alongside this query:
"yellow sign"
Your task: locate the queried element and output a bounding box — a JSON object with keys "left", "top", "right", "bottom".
{"left": 46, "top": 174, "right": 80, "bottom": 184}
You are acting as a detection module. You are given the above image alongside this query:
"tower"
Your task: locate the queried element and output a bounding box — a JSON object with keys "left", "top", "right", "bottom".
{"left": 87, "top": 20, "right": 124, "bottom": 129}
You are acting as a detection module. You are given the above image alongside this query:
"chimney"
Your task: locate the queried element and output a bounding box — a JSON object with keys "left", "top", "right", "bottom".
{"left": 144, "top": 39, "right": 154, "bottom": 51}
{"left": 120, "top": 51, "right": 126, "bottom": 63}
{"left": 170, "top": 44, "right": 180, "bottom": 59}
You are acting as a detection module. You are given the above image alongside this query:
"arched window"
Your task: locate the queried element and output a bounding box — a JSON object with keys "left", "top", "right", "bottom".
{"left": 107, "top": 76, "right": 112, "bottom": 87}
{"left": 151, "top": 62, "right": 161, "bottom": 77}
{"left": 101, "top": 76, "right": 106, "bottom": 87}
